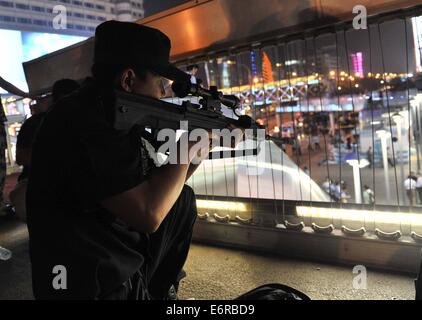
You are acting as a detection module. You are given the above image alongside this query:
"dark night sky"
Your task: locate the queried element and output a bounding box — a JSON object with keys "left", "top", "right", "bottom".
{"left": 143, "top": 0, "right": 191, "bottom": 17}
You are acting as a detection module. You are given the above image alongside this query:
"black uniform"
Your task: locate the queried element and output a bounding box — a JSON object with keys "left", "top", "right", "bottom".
{"left": 26, "top": 80, "right": 197, "bottom": 299}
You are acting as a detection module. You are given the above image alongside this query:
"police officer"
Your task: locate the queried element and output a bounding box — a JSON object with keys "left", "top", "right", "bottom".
{"left": 27, "top": 21, "right": 203, "bottom": 299}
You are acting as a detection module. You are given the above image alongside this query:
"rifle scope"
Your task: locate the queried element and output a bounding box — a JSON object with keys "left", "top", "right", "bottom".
{"left": 171, "top": 80, "right": 240, "bottom": 110}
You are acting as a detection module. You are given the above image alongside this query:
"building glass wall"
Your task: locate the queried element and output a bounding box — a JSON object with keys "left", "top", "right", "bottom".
{"left": 175, "top": 16, "right": 422, "bottom": 208}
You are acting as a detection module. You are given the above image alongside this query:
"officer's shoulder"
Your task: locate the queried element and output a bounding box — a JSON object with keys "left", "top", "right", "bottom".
{"left": 53, "top": 81, "right": 99, "bottom": 114}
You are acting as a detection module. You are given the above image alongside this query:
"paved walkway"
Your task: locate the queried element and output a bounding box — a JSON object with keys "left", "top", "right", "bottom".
{"left": 0, "top": 219, "right": 416, "bottom": 300}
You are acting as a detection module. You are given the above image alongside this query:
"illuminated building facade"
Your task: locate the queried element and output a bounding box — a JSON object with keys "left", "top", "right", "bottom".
{"left": 351, "top": 52, "right": 364, "bottom": 77}
{"left": 0, "top": 0, "right": 144, "bottom": 37}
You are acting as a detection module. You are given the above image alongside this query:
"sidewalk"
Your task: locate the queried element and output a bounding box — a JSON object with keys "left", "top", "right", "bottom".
{"left": 179, "top": 243, "right": 415, "bottom": 300}
{"left": 0, "top": 219, "right": 415, "bottom": 300}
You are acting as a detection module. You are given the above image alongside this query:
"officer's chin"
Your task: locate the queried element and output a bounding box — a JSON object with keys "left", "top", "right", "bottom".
{"left": 130, "top": 90, "right": 161, "bottom": 100}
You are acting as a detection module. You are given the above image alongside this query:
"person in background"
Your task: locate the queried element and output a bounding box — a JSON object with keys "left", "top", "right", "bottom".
{"left": 387, "top": 147, "right": 395, "bottom": 167}
{"left": 15, "top": 79, "right": 79, "bottom": 182}
{"left": 404, "top": 174, "right": 417, "bottom": 206}
{"left": 346, "top": 136, "right": 352, "bottom": 150}
{"left": 9, "top": 79, "right": 80, "bottom": 222}
{"left": 366, "top": 147, "right": 373, "bottom": 168}
{"left": 186, "top": 64, "right": 199, "bottom": 85}
{"left": 335, "top": 181, "right": 343, "bottom": 202}
{"left": 29, "top": 95, "right": 51, "bottom": 116}
{"left": 322, "top": 177, "right": 331, "bottom": 194}
{"left": 416, "top": 173, "right": 422, "bottom": 205}
{"left": 340, "top": 187, "right": 349, "bottom": 203}
{"left": 363, "top": 185, "right": 375, "bottom": 205}
{"left": 292, "top": 138, "right": 302, "bottom": 156}
{"left": 313, "top": 133, "right": 320, "bottom": 151}
{"left": 0, "top": 76, "right": 29, "bottom": 216}
{"left": 311, "top": 125, "right": 320, "bottom": 151}
{"left": 304, "top": 123, "right": 312, "bottom": 151}
{"left": 330, "top": 180, "right": 339, "bottom": 202}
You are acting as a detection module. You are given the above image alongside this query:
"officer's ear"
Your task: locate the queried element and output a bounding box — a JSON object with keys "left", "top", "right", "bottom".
{"left": 120, "top": 68, "right": 136, "bottom": 92}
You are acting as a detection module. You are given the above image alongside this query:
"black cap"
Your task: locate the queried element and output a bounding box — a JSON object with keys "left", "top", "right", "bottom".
{"left": 94, "top": 20, "right": 190, "bottom": 82}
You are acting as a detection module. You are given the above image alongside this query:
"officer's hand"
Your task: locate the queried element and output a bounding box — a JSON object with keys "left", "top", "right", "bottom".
{"left": 226, "top": 124, "right": 245, "bottom": 148}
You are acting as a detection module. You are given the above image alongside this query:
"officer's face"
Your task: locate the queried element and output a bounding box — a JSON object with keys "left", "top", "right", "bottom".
{"left": 120, "top": 69, "right": 166, "bottom": 99}
{"left": 132, "top": 71, "right": 166, "bottom": 99}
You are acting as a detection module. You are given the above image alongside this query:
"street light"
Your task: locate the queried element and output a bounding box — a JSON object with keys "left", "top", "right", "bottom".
{"left": 411, "top": 94, "right": 422, "bottom": 171}
{"left": 345, "top": 151, "right": 370, "bottom": 204}
{"left": 376, "top": 129, "right": 391, "bottom": 202}
{"left": 392, "top": 112, "right": 405, "bottom": 203}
